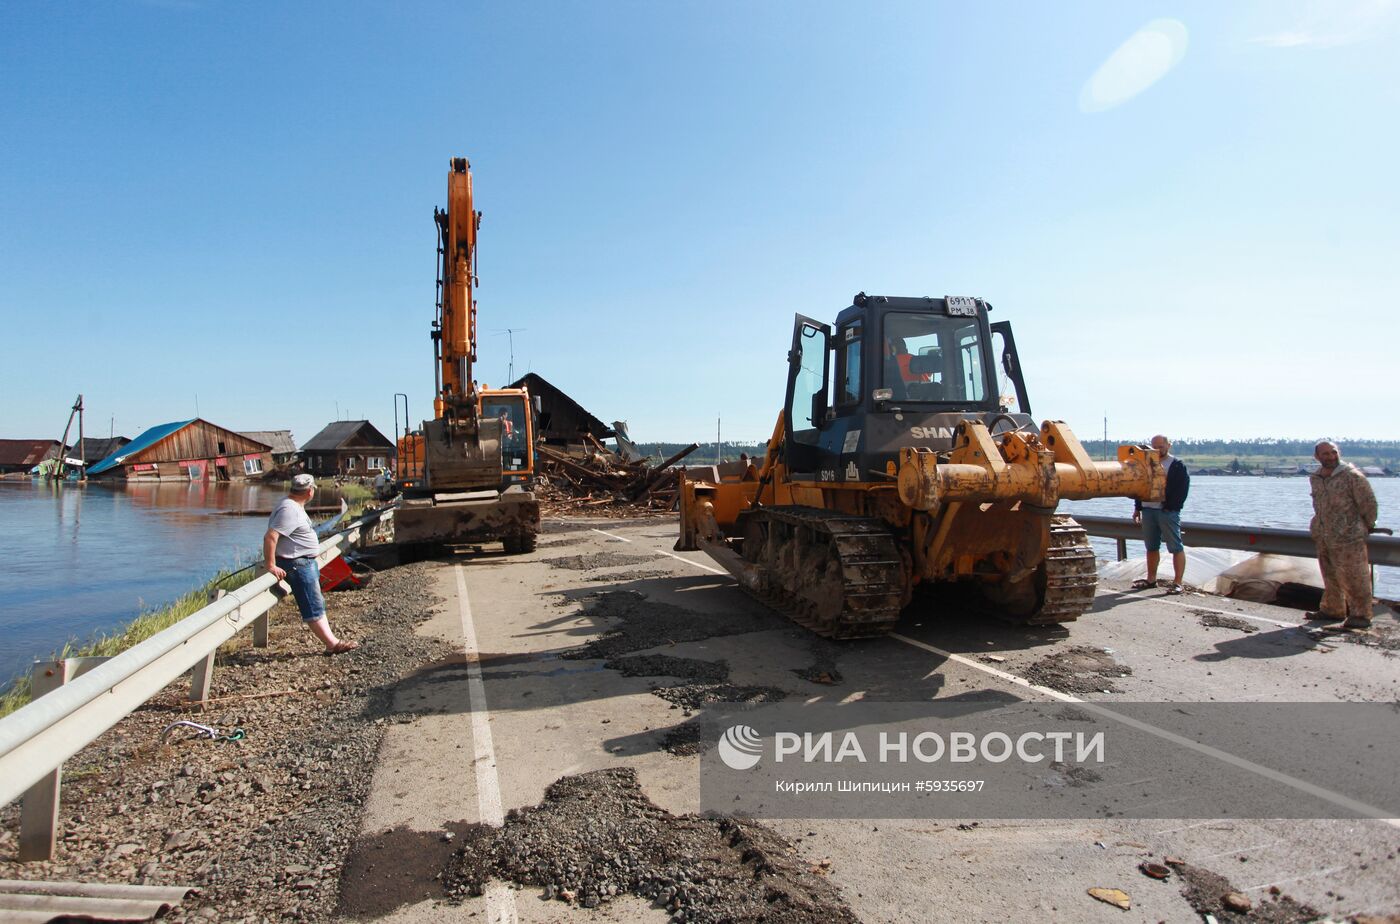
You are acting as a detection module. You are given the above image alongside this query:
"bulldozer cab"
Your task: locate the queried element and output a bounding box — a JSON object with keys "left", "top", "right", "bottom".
{"left": 783, "top": 294, "right": 1032, "bottom": 481}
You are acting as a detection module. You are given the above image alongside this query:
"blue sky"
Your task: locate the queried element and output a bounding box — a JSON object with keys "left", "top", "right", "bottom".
{"left": 3, "top": 1, "right": 1398, "bottom": 449}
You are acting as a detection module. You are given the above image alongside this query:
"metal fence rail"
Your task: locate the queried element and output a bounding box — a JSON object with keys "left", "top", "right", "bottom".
{"left": 0, "top": 520, "right": 363, "bottom": 859}
{"left": 1072, "top": 514, "right": 1400, "bottom": 567}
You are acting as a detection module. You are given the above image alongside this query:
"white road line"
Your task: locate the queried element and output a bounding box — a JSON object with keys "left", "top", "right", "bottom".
{"left": 1149, "top": 594, "right": 1299, "bottom": 630}
{"left": 890, "top": 634, "right": 1082, "bottom": 703}
{"left": 1149, "top": 820, "right": 1230, "bottom": 836}
{"left": 454, "top": 564, "right": 518, "bottom": 924}
{"left": 894, "top": 633, "right": 1400, "bottom": 827}
{"left": 610, "top": 534, "right": 1400, "bottom": 829}
{"left": 590, "top": 527, "right": 730, "bottom": 575}
{"left": 1241, "top": 866, "right": 1348, "bottom": 893}
{"left": 1193, "top": 841, "right": 1279, "bottom": 861}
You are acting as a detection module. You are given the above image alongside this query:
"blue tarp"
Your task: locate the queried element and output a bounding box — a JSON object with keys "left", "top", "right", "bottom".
{"left": 87, "top": 420, "right": 195, "bottom": 475}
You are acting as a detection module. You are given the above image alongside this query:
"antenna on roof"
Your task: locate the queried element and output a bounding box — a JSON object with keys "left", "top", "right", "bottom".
{"left": 491, "top": 328, "right": 526, "bottom": 383}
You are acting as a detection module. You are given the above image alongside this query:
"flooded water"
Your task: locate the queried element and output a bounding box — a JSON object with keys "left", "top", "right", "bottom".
{"left": 0, "top": 480, "right": 345, "bottom": 689}
{"left": 1061, "top": 474, "right": 1400, "bottom": 598}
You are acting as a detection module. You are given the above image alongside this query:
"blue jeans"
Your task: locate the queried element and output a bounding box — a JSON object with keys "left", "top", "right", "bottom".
{"left": 1141, "top": 508, "right": 1184, "bottom": 554}
{"left": 277, "top": 555, "right": 326, "bottom": 622}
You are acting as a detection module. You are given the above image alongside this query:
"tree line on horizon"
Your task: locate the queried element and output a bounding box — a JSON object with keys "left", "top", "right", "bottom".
{"left": 633, "top": 437, "right": 1400, "bottom": 468}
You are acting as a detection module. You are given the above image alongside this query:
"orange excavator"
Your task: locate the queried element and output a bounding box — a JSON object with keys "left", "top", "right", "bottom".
{"left": 393, "top": 158, "right": 539, "bottom": 554}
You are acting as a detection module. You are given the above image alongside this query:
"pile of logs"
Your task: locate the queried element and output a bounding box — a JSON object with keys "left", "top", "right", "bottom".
{"left": 535, "top": 439, "right": 698, "bottom": 513}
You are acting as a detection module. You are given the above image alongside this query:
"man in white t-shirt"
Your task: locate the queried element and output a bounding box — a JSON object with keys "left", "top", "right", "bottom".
{"left": 263, "top": 474, "right": 359, "bottom": 654}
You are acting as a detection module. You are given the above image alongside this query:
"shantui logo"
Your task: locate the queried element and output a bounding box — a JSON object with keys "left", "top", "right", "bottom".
{"left": 718, "top": 725, "right": 764, "bottom": 770}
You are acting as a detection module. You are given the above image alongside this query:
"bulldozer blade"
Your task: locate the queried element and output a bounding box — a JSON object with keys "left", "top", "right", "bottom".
{"left": 394, "top": 487, "right": 539, "bottom": 546}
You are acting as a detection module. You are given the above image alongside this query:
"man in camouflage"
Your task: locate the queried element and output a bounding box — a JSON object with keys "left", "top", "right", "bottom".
{"left": 1308, "top": 441, "right": 1379, "bottom": 629}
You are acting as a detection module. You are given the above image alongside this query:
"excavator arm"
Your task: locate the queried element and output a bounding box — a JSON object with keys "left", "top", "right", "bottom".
{"left": 434, "top": 157, "right": 481, "bottom": 424}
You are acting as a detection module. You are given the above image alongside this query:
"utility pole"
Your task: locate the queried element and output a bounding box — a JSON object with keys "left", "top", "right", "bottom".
{"left": 1103, "top": 414, "right": 1108, "bottom": 461}
{"left": 52, "top": 394, "right": 82, "bottom": 482}
{"left": 77, "top": 395, "right": 85, "bottom": 482}
{"left": 717, "top": 416, "right": 722, "bottom": 464}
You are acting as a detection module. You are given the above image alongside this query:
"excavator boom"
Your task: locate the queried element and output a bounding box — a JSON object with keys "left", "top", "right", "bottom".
{"left": 435, "top": 157, "right": 479, "bottom": 420}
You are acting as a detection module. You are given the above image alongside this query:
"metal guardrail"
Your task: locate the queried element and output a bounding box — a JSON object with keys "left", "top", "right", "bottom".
{"left": 1072, "top": 514, "right": 1400, "bottom": 567}
{"left": 0, "top": 520, "right": 364, "bottom": 859}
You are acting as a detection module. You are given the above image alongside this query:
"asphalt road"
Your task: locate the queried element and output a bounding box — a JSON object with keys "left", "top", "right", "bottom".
{"left": 344, "top": 515, "right": 1400, "bottom": 923}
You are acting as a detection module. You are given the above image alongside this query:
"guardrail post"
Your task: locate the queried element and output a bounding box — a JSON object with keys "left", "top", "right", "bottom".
{"left": 1116, "top": 538, "right": 1128, "bottom": 561}
{"left": 252, "top": 610, "right": 269, "bottom": 648}
{"left": 19, "top": 657, "right": 109, "bottom": 862}
{"left": 190, "top": 589, "right": 226, "bottom": 704}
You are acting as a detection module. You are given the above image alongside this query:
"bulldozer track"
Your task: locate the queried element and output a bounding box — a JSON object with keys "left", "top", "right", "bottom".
{"left": 740, "top": 506, "right": 908, "bottom": 639}
{"left": 1020, "top": 515, "right": 1098, "bottom": 625}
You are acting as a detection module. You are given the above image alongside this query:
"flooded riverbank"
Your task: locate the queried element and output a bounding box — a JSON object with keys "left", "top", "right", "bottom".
{"left": 0, "top": 480, "right": 346, "bottom": 688}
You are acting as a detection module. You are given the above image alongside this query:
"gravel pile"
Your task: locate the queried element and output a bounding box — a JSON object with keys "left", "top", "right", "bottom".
{"left": 0, "top": 561, "right": 452, "bottom": 923}
{"left": 604, "top": 654, "right": 730, "bottom": 683}
{"left": 652, "top": 683, "right": 787, "bottom": 712}
{"left": 542, "top": 552, "right": 661, "bottom": 571}
{"left": 1198, "top": 613, "right": 1260, "bottom": 633}
{"left": 1174, "top": 860, "right": 1318, "bottom": 923}
{"left": 1022, "top": 646, "right": 1133, "bottom": 695}
{"left": 443, "top": 767, "right": 858, "bottom": 924}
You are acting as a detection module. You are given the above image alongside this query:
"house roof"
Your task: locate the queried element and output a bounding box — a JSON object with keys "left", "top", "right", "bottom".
{"left": 239, "top": 430, "right": 298, "bottom": 455}
{"left": 301, "top": 420, "right": 393, "bottom": 451}
{"left": 510, "top": 373, "right": 614, "bottom": 439}
{"left": 88, "top": 420, "right": 195, "bottom": 475}
{"left": 75, "top": 436, "right": 131, "bottom": 464}
{"left": 0, "top": 439, "right": 59, "bottom": 467}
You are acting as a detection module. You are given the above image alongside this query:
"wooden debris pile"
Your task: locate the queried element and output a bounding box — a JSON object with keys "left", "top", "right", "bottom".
{"left": 535, "top": 438, "right": 698, "bottom": 515}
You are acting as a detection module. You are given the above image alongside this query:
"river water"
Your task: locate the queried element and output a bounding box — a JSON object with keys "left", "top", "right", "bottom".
{"left": 1, "top": 475, "right": 1395, "bottom": 690}
{"left": 1061, "top": 474, "right": 1399, "bottom": 599}
{"left": 0, "top": 480, "right": 346, "bottom": 689}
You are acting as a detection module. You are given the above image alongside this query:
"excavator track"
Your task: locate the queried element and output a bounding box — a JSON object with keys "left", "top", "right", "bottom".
{"left": 1020, "top": 515, "right": 1098, "bottom": 625}
{"left": 739, "top": 506, "right": 909, "bottom": 639}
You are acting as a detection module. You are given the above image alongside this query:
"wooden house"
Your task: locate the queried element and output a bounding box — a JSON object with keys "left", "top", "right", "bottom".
{"left": 87, "top": 420, "right": 273, "bottom": 481}
{"left": 0, "top": 439, "right": 62, "bottom": 475}
{"left": 300, "top": 421, "right": 394, "bottom": 476}
{"left": 239, "top": 430, "right": 299, "bottom": 466}
{"left": 509, "top": 373, "right": 613, "bottom": 447}
{"left": 73, "top": 436, "right": 131, "bottom": 466}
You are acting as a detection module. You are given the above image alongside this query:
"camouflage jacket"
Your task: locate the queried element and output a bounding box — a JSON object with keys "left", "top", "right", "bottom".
{"left": 1309, "top": 461, "right": 1378, "bottom": 545}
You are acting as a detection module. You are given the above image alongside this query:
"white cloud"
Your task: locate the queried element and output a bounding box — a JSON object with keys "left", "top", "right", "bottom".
{"left": 1079, "top": 19, "right": 1190, "bottom": 114}
{"left": 1248, "top": 0, "right": 1399, "bottom": 48}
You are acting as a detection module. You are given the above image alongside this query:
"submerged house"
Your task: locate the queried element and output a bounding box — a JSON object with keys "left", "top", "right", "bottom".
{"left": 0, "top": 439, "right": 62, "bottom": 475}
{"left": 509, "top": 373, "right": 613, "bottom": 447}
{"left": 73, "top": 436, "right": 131, "bottom": 467}
{"left": 239, "top": 430, "right": 299, "bottom": 467}
{"left": 300, "top": 421, "right": 394, "bottom": 476}
{"left": 88, "top": 420, "right": 273, "bottom": 481}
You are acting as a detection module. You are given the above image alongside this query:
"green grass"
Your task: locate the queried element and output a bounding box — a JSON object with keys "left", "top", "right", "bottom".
{"left": 332, "top": 480, "right": 374, "bottom": 515}
{"left": 0, "top": 566, "right": 259, "bottom": 720}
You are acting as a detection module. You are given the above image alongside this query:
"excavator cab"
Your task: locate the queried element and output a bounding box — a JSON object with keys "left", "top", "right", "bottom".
{"left": 783, "top": 294, "right": 1033, "bottom": 482}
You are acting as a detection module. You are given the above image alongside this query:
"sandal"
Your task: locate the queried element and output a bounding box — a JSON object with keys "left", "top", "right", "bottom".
{"left": 1165, "top": 584, "right": 1184, "bottom": 596}
{"left": 1130, "top": 579, "right": 1154, "bottom": 590}
{"left": 325, "top": 639, "right": 360, "bottom": 655}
